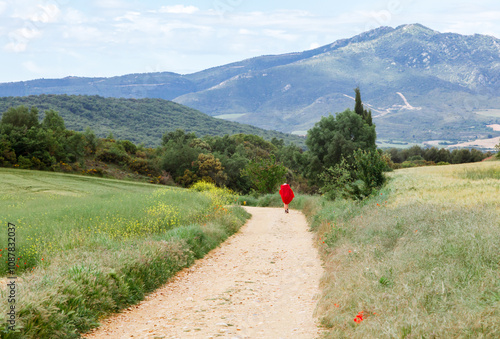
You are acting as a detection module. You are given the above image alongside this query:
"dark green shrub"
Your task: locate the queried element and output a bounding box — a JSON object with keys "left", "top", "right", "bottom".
{"left": 17, "top": 155, "right": 33, "bottom": 169}
{"left": 127, "top": 158, "right": 158, "bottom": 176}
{"left": 120, "top": 140, "right": 137, "bottom": 154}
{"left": 96, "top": 143, "right": 129, "bottom": 164}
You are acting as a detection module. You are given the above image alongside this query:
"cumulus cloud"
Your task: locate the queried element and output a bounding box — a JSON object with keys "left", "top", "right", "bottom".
{"left": 159, "top": 5, "right": 199, "bottom": 14}
{"left": 4, "top": 26, "right": 42, "bottom": 52}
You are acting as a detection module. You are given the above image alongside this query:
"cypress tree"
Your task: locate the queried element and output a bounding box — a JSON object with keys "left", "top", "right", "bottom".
{"left": 354, "top": 87, "right": 364, "bottom": 118}
{"left": 354, "top": 87, "right": 373, "bottom": 126}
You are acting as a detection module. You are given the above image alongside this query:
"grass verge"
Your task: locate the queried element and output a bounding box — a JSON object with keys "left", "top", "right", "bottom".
{"left": 243, "top": 161, "right": 500, "bottom": 338}
{"left": 0, "top": 169, "right": 249, "bottom": 338}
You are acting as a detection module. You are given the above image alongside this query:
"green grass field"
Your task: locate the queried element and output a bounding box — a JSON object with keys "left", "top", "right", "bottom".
{"left": 0, "top": 169, "right": 249, "bottom": 338}
{"left": 242, "top": 160, "right": 500, "bottom": 338}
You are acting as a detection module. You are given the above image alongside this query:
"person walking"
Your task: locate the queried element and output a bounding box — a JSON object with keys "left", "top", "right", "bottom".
{"left": 279, "top": 182, "right": 294, "bottom": 214}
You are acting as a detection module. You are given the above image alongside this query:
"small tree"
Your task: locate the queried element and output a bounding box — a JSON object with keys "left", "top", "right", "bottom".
{"left": 351, "top": 149, "right": 387, "bottom": 196}
{"left": 320, "top": 149, "right": 387, "bottom": 200}
{"left": 354, "top": 87, "right": 373, "bottom": 126}
{"left": 306, "top": 109, "right": 376, "bottom": 185}
{"left": 241, "top": 155, "right": 287, "bottom": 194}
{"left": 42, "top": 110, "right": 65, "bottom": 132}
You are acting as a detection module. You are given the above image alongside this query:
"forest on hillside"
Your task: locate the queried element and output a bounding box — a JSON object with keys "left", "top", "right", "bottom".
{"left": 0, "top": 95, "right": 305, "bottom": 147}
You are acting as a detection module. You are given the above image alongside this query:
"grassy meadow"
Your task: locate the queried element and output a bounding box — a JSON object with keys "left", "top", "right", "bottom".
{"left": 0, "top": 169, "right": 249, "bottom": 338}
{"left": 243, "top": 160, "right": 499, "bottom": 338}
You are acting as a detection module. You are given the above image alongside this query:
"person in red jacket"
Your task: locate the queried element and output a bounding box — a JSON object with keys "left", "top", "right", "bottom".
{"left": 279, "top": 183, "right": 294, "bottom": 214}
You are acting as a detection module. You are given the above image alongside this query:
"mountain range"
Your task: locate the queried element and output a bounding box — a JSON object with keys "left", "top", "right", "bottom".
{"left": 1, "top": 23, "right": 500, "bottom": 147}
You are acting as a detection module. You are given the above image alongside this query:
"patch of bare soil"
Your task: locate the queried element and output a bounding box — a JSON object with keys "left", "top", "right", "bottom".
{"left": 84, "top": 206, "right": 324, "bottom": 339}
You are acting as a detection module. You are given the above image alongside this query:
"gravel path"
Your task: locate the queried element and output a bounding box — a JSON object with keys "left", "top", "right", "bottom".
{"left": 84, "top": 206, "right": 323, "bottom": 339}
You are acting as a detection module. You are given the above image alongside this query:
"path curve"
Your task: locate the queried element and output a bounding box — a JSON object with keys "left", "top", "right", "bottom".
{"left": 84, "top": 206, "right": 323, "bottom": 339}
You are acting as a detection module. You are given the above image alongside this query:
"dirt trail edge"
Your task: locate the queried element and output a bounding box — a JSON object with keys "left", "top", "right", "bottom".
{"left": 84, "top": 206, "right": 324, "bottom": 339}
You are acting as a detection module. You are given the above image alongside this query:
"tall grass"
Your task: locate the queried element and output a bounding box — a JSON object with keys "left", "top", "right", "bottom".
{"left": 0, "top": 169, "right": 249, "bottom": 338}
{"left": 457, "top": 163, "right": 500, "bottom": 180}
{"left": 244, "top": 161, "right": 500, "bottom": 337}
{"left": 313, "top": 161, "right": 500, "bottom": 338}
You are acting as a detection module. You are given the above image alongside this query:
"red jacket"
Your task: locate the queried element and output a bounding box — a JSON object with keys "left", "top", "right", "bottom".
{"left": 279, "top": 184, "right": 294, "bottom": 204}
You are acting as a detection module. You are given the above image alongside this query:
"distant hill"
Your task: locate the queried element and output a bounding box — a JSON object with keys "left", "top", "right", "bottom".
{"left": 0, "top": 95, "right": 305, "bottom": 147}
{"left": 1, "top": 24, "right": 500, "bottom": 145}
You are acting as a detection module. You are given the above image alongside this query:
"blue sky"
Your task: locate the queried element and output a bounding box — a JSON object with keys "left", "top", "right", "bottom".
{"left": 0, "top": 0, "right": 499, "bottom": 82}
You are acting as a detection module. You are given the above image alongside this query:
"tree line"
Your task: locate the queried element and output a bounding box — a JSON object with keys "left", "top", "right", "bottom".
{"left": 386, "top": 145, "right": 492, "bottom": 167}
{"left": 1, "top": 89, "right": 494, "bottom": 200}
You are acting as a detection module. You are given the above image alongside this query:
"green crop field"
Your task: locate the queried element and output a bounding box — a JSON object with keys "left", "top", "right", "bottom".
{"left": 0, "top": 169, "right": 249, "bottom": 338}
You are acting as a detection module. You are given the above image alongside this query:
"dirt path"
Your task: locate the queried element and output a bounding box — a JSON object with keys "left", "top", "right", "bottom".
{"left": 84, "top": 206, "right": 324, "bottom": 339}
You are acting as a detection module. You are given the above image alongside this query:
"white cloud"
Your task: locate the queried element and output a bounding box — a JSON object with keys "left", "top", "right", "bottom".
{"left": 4, "top": 41, "right": 28, "bottom": 52}
{"left": 115, "top": 11, "right": 141, "bottom": 22}
{"left": 62, "top": 25, "right": 102, "bottom": 42}
{"left": 32, "top": 4, "right": 61, "bottom": 23}
{"left": 159, "top": 5, "right": 199, "bottom": 14}
{"left": 11, "top": 3, "right": 61, "bottom": 23}
{"left": 309, "top": 42, "right": 321, "bottom": 49}
{"left": 64, "top": 8, "right": 88, "bottom": 25}
{"left": 0, "top": 1, "right": 7, "bottom": 15}
{"left": 239, "top": 28, "right": 257, "bottom": 35}
{"left": 263, "top": 29, "right": 299, "bottom": 42}
{"left": 93, "top": 0, "right": 125, "bottom": 9}
{"left": 16, "top": 27, "right": 42, "bottom": 39}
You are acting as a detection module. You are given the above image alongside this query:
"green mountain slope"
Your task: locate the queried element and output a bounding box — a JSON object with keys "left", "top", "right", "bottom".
{"left": 0, "top": 95, "right": 305, "bottom": 147}
{"left": 174, "top": 24, "right": 500, "bottom": 142}
{"left": 1, "top": 24, "right": 500, "bottom": 144}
